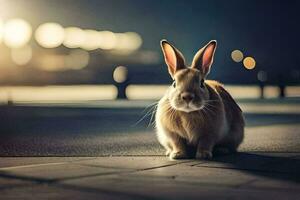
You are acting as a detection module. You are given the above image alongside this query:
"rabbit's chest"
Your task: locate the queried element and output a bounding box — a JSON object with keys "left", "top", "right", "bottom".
{"left": 178, "top": 113, "right": 207, "bottom": 142}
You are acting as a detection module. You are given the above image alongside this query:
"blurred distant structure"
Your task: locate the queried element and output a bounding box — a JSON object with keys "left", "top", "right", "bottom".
{"left": 257, "top": 70, "right": 268, "bottom": 99}
{"left": 0, "top": 0, "right": 299, "bottom": 99}
{"left": 113, "top": 66, "right": 129, "bottom": 99}
{"left": 277, "top": 74, "right": 286, "bottom": 98}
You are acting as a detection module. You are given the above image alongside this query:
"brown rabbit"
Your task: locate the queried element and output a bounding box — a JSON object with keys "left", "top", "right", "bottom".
{"left": 155, "top": 39, "right": 244, "bottom": 160}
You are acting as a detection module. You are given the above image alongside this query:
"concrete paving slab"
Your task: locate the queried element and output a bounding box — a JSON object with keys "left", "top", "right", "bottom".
{"left": 244, "top": 178, "right": 300, "bottom": 191}
{"left": 0, "top": 157, "right": 94, "bottom": 168}
{"left": 73, "top": 156, "right": 188, "bottom": 170}
{"left": 60, "top": 156, "right": 300, "bottom": 199}
{"left": 0, "top": 177, "right": 30, "bottom": 190}
{"left": 0, "top": 162, "right": 127, "bottom": 181}
{"left": 122, "top": 161, "right": 261, "bottom": 187}
{"left": 0, "top": 156, "right": 299, "bottom": 199}
{"left": 62, "top": 172, "right": 299, "bottom": 200}
{"left": 0, "top": 184, "right": 137, "bottom": 200}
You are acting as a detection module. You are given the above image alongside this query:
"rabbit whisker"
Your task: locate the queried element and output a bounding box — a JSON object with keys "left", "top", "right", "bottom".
{"left": 132, "top": 102, "right": 158, "bottom": 127}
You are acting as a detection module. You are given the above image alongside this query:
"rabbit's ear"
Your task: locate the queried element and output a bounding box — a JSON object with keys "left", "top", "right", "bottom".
{"left": 192, "top": 40, "right": 217, "bottom": 77}
{"left": 160, "top": 40, "right": 185, "bottom": 78}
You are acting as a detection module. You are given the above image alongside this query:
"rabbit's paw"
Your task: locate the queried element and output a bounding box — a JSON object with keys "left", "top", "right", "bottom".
{"left": 169, "top": 151, "right": 188, "bottom": 160}
{"left": 196, "top": 150, "right": 212, "bottom": 160}
{"left": 165, "top": 149, "right": 171, "bottom": 156}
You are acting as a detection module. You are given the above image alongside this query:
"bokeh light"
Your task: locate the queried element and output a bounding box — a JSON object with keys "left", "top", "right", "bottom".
{"left": 114, "top": 33, "right": 127, "bottom": 50}
{"left": 124, "top": 32, "right": 142, "bottom": 50}
{"left": 257, "top": 70, "right": 267, "bottom": 82}
{"left": 11, "top": 45, "right": 32, "bottom": 65}
{"left": 243, "top": 57, "right": 256, "bottom": 70}
{"left": 3, "top": 18, "right": 32, "bottom": 48}
{"left": 65, "top": 49, "right": 90, "bottom": 70}
{"left": 98, "top": 31, "right": 117, "bottom": 50}
{"left": 37, "top": 54, "right": 65, "bottom": 71}
{"left": 231, "top": 50, "right": 244, "bottom": 62}
{"left": 35, "top": 23, "right": 64, "bottom": 48}
{"left": 80, "top": 29, "right": 102, "bottom": 51}
{"left": 63, "top": 27, "right": 86, "bottom": 48}
{"left": 115, "top": 32, "right": 142, "bottom": 51}
{"left": 113, "top": 66, "right": 128, "bottom": 83}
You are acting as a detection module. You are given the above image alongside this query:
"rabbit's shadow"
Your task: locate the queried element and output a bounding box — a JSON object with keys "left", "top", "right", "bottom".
{"left": 204, "top": 152, "right": 300, "bottom": 183}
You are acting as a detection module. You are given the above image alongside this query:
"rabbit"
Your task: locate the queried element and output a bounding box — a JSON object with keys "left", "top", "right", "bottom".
{"left": 155, "top": 39, "right": 245, "bottom": 160}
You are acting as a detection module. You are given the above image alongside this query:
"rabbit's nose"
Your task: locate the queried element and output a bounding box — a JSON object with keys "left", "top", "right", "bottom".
{"left": 181, "top": 92, "right": 195, "bottom": 103}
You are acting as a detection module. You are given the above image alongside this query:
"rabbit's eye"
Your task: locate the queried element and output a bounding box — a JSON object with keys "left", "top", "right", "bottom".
{"left": 200, "top": 79, "right": 205, "bottom": 88}
{"left": 172, "top": 81, "right": 176, "bottom": 88}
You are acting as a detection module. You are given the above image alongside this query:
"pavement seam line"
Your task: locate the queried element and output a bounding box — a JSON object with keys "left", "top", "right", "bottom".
{"left": 0, "top": 160, "right": 193, "bottom": 185}
{"left": 0, "top": 162, "right": 67, "bottom": 170}
{"left": 54, "top": 160, "right": 195, "bottom": 182}
{"left": 135, "top": 160, "right": 194, "bottom": 171}
{"left": 0, "top": 157, "right": 98, "bottom": 170}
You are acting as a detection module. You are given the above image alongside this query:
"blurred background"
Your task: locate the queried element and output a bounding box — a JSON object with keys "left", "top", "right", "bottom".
{"left": 0, "top": 0, "right": 299, "bottom": 103}
{"left": 1, "top": 0, "right": 300, "bottom": 157}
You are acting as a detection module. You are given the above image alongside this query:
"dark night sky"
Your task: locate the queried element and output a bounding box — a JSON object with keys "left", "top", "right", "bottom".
{"left": 1, "top": 0, "right": 300, "bottom": 84}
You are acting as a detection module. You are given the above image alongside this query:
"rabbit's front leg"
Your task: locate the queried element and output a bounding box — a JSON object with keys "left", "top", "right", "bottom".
{"left": 169, "top": 134, "right": 188, "bottom": 159}
{"left": 157, "top": 127, "right": 188, "bottom": 159}
{"left": 195, "top": 134, "right": 215, "bottom": 160}
{"left": 162, "top": 130, "right": 188, "bottom": 159}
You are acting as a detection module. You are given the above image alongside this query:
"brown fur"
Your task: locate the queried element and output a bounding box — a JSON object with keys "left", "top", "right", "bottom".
{"left": 156, "top": 40, "right": 244, "bottom": 160}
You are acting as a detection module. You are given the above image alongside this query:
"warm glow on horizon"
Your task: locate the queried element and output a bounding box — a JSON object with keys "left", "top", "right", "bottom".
{"left": 3, "top": 18, "right": 32, "bottom": 48}
{"left": 0, "top": 85, "right": 118, "bottom": 103}
{"left": 35, "top": 23, "right": 64, "bottom": 48}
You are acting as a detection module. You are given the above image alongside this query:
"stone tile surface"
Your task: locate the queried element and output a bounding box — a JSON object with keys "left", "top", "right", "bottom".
{"left": 0, "top": 156, "right": 299, "bottom": 200}
{"left": 0, "top": 184, "right": 137, "bottom": 200}
{"left": 0, "top": 177, "right": 30, "bottom": 190}
{"left": 74, "top": 156, "right": 186, "bottom": 170}
{"left": 0, "top": 157, "right": 93, "bottom": 168}
{"left": 0, "top": 162, "right": 126, "bottom": 181}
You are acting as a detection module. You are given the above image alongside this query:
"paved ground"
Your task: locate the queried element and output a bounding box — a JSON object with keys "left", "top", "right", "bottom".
{"left": 0, "top": 99, "right": 300, "bottom": 199}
